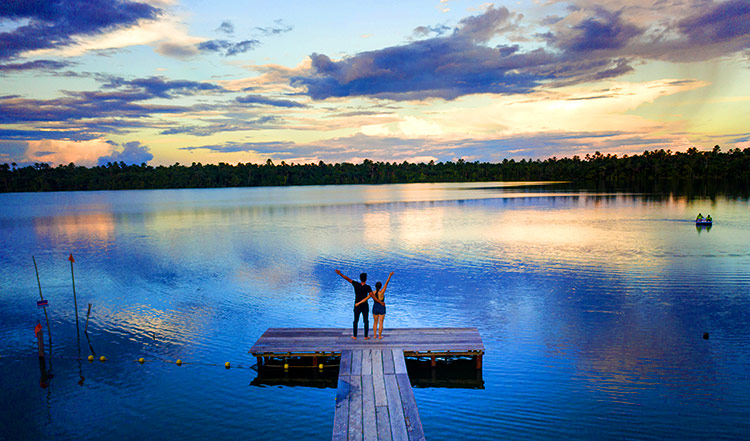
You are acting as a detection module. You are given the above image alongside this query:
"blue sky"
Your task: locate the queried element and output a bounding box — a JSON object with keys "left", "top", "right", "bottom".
{"left": 1, "top": 0, "right": 749, "bottom": 166}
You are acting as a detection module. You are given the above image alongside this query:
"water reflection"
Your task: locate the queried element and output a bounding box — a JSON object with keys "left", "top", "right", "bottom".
{"left": 696, "top": 224, "right": 712, "bottom": 233}
{"left": 1, "top": 182, "right": 750, "bottom": 441}
{"left": 32, "top": 211, "right": 115, "bottom": 247}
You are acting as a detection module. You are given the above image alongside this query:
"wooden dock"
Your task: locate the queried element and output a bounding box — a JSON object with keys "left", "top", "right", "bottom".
{"left": 250, "top": 328, "right": 484, "bottom": 368}
{"left": 250, "top": 328, "right": 484, "bottom": 440}
{"left": 334, "top": 349, "right": 423, "bottom": 441}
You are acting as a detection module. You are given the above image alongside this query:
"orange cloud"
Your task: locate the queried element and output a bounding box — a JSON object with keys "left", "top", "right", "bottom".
{"left": 25, "top": 138, "right": 114, "bottom": 166}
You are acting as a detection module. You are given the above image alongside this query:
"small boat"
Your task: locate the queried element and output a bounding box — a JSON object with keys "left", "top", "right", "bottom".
{"left": 695, "top": 219, "right": 712, "bottom": 226}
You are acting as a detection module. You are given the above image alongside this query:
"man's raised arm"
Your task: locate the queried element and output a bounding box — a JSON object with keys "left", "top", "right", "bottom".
{"left": 335, "top": 269, "right": 353, "bottom": 283}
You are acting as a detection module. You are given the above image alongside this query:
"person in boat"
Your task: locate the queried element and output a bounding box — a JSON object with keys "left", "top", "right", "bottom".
{"left": 696, "top": 213, "right": 704, "bottom": 221}
{"left": 335, "top": 269, "right": 372, "bottom": 340}
{"left": 706, "top": 214, "right": 712, "bottom": 222}
{"left": 358, "top": 271, "right": 394, "bottom": 340}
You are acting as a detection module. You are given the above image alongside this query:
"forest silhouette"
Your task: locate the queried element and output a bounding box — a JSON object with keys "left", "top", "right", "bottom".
{"left": 2, "top": 146, "right": 749, "bottom": 193}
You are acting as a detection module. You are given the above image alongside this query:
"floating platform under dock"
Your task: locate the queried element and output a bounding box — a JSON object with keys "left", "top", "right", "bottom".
{"left": 249, "top": 328, "right": 485, "bottom": 440}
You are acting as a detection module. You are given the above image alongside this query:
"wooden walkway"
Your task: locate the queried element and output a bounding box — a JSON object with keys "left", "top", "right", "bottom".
{"left": 250, "top": 328, "right": 484, "bottom": 368}
{"left": 249, "top": 328, "right": 484, "bottom": 440}
{"left": 333, "top": 349, "right": 423, "bottom": 441}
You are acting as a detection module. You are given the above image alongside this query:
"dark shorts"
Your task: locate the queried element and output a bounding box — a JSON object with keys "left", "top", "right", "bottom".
{"left": 372, "top": 303, "right": 386, "bottom": 315}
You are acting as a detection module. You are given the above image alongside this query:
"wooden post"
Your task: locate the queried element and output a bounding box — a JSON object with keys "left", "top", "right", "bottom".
{"left": 32, "top": 256, "right": 52, "bottom": 350}
{"left": 84, "top": 303, "right": 92, "bottom": 333}
{"left": 35, "top": 323, "right": 44, "bottom": 358}
{"left": 476, "top": 353, "right": 483, "bottom": 370}
{"left": 39, "top": 357, "right": 50, "bottom": 389}
{"left": 69, "top": 254, "right": 80, "bottom": 337}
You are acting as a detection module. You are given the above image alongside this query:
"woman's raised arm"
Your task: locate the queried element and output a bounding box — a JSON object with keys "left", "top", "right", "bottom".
{"left": 381, "top": 272, "right": 394, "bottom": 295}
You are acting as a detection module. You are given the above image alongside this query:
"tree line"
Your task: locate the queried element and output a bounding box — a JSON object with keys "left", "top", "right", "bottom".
{"left": 2, "top": 146, "right": 750, "bottom": 193}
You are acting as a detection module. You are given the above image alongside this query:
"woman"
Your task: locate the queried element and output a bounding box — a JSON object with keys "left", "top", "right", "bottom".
{"left": 370, "top": 272, "right": 393, "bottom": 339}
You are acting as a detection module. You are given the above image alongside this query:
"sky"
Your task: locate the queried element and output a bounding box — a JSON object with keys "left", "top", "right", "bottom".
{"left": 1, "top": 0, "right": 749, "bottom": 167}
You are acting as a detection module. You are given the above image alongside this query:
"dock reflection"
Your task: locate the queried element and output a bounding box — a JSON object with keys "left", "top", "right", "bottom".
{"left": 251, "top": 356, "right": 483, "bottom": 389}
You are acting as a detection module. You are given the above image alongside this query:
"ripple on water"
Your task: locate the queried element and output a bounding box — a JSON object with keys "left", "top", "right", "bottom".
{"left": 2, "top": 186, "right": 750, "bottom": 441}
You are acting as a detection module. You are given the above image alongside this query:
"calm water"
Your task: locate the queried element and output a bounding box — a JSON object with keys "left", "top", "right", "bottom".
{"left": 1, "top": 182, "right": 749, "bottom": 440}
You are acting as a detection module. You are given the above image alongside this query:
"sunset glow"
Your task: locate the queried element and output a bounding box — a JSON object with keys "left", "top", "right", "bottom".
{"left": 1, "top": 0, "right": 749, "bottom": 167}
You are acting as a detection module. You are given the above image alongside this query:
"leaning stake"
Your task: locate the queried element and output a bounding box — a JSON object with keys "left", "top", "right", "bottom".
{"left": 84, "top": 303, "right": 92, "bottom": 334}
{"left": 69, "top": 253, "right": 80, "bottom": 338}
{"left": 32, "top": 256, "right": 52, "bottom": 351}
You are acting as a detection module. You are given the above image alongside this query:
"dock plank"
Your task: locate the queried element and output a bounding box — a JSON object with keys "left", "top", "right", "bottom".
{"left": 384, "top": 373, "right": 409, "bottom": 441}
{"left": 372, "top": 348, "right": 383, "bottom": 376}
{"left": 376, "top": 406, "right": 393, "bottom": 441}
{"left": 250, "top": 328, "right": 485, "bottom": 355}
{"left": 383, "top": 349, "right": 395, "bottom": 374}
{"left": 351, "top": 349, "right": 363, "bottom": 376}
{"left": 372, "top": 352, "right": 387, "bottom": 407}
{"left": 340, "top": 349, "right": 352, "bottom": 376}
{"left": 396, "top": 373, "right": 425, "bottom": 441}
{"left": 361, "top": 349, "right": 372, "bottom": 376}
{"left": 362, "top": 372, "right": 377, "bottom": 441}
{"left": 333, "top": 374, "right": 351, "bottom": 441}
{"left": 392, "top": 349, "right": 407, "bottom": 375}
{"left": 348, "top": 375, "right": 363, "bottom": 441}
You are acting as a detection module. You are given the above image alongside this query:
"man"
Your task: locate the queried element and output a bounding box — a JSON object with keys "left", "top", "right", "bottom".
{"left": 335, "top": 269, "right": 372, "bottom": 340}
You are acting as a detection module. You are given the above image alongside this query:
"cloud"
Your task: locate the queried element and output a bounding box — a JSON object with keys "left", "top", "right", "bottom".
{"left": 218, "top": 59, "right": 312, "bottom": 94}
{"left": 553, "top": 8, "right": 643, "bottom": 53}
{"left": 217, "top": 20, "right": 235, "bottom": 35}
{"left": 246, "top": 133, "right": 442, "bottom": 163}
{"left": 0, "top": 75, "right": 224, "bottom": 129}
{"left": 160, "top": 116, "right": 280, "bottom": 136}
{"left": 0, "top": 90, "right": 182, "bottom": 124}
{"left": 0, "top": 0, "right": 162, "bottom": 60}
{"left": 180, "top": 141, "right": 295, "bottom": 153}
{"left": 0, "top": 59, "right": 72, "bottom": 72}
{"left": 413, "top": 25, "right": 451, "bottom": 38}
{"left": 101, "top": 76, "right": 225, "bottom": 98}
{"left": 288, "top": 5, "right": 570, "bottom": 101}
{"left": 235, "top": 94, "right": 306, "bottom": 108}
{"left": 256, "top": 19, "right": 293, "bottom": 36}
{"left": 290, "top": 2, "right": 750, "bottom": 101}
{"left": 197, "top": 39, "right": 260, "bottom": 56}
{"left": 97, "top": 140, "right": 153, "bottom": 165}
{"left": 453, "top": 5, "right": 517, "bottom": 42}
{"left": 678, "top": 0, "right": 750, "bottom": 44}
{"left": 0, "top": 128, "right": 100, "bottom": 141}
{"left": 0, "top": 140, "right": 28, "bottom": 163}
{"left": 24, "top": 138, "right": 115, "bottom": 166}
{"left": 34, "top": 12, "right": 205, "bottom": 60}
{"left": 291, "top": 38, "right": 554, "bottom": 101}
{"left": 155, "top": 41, "right": 200, "bottom": 59}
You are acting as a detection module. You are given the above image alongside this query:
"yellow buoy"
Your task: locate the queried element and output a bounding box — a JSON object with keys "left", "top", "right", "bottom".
{"left": 99, "top": 356, "right": 107, "bottom": 362}
{"left": 138, "top": 358, "right": 145, "bottom": 364}
{"left": 176, "top": 359, "right": 182, "bottom": 366}
{"left": 284, "top": 363, "right": 289, "bottom": 370}
{"left": 87, "top": 355, "right": 94, "bottom": 362}
{"left": 225, "top": 362, "right": 230, "bottom": 369}
{"left": 318, "top": 363, "right": 324, "bottom": 370}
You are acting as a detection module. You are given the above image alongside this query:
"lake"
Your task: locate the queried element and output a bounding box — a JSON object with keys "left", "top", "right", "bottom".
{"left": 1, "top": 182, "right": 749, "bottom": 440}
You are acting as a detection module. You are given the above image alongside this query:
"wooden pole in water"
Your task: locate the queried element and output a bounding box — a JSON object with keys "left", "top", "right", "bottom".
{"left": 84, "top": 303, "right": 92, "bottom": 334}
{"left": 32, "top": 256, "right": 52, "bottom": 350}
{"left": 68, "top": 253, "right": 80, "bottom": 338}
{"left": 35, "top": 322, "right": 44, "bottom": 358}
